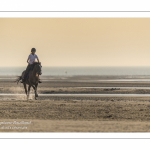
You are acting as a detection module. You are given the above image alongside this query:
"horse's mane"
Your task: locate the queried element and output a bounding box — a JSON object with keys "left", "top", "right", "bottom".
{"left": 32, "top": 62, "right": 42, "bottom": 70}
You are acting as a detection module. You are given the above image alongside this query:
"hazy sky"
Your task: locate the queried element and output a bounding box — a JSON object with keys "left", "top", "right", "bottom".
{"left": 0, "top": 18, "right": 150, "bottom": 67}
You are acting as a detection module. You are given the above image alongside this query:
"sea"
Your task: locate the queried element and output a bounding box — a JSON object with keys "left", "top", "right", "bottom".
{"left": 1, "top": 66, "right": 150, "bottom": 76}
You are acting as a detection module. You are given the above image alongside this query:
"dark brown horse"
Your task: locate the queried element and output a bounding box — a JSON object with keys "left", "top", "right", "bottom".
{"left": 16, "top": 62, "right": 42, "bottom": 100}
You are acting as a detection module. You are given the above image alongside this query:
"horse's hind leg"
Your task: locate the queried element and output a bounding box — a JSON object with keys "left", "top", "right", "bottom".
{"left": 23, "top": 83, "right": 27, "bottom": 95}
{"left": 23, "top": 83, "right": 29, "bottom": 100}
{"left": 27, "top": 85, "right": 31, "bottom": 100}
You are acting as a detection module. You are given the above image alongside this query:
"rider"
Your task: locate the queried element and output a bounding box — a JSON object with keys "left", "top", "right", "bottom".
{"left": 22, "top": 48, "right": 42, "bottom": 83}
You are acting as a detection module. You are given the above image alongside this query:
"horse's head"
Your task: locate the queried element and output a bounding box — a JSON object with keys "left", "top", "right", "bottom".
{"left": 34, "top": 62, "right": 42, "bottom": 75}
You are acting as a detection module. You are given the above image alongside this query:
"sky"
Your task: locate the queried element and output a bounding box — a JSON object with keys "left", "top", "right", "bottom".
{"left": 0, "top": 18, "right": 150, "bottom": 67}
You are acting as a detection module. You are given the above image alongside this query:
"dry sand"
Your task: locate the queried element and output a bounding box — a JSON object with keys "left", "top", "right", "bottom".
{"left": 0, "top": 75, "right": 150, "bottom": 132}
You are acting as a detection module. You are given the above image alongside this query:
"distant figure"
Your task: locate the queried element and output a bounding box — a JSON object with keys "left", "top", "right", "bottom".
{"left": 22, "top": 48, "right": 41, "bottom": 83}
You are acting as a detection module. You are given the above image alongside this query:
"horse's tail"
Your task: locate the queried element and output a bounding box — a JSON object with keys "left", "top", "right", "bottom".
{"left": 16, "top": 76, "right": 22, "bottom": 84}
{"left": 16, "top": 70, "right": 25, "bottom": 84}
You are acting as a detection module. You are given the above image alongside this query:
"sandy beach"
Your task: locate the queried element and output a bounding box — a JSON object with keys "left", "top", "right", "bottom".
{"left": 0, "top": 75, "right": 150, "bottom": 132}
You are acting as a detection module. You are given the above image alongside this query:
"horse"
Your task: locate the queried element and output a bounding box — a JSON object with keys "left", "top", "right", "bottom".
{"left": 16, "top": 62, "right": 42, "bottom": 100}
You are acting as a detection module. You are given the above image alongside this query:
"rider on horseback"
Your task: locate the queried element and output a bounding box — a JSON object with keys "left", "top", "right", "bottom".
{"left": 21, "top": 48, "right": 42, "bottom": 83}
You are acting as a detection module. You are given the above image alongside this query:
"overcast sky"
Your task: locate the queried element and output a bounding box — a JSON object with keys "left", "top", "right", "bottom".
{"left": 0, "top": 18, "right": 150, "bottom": 67}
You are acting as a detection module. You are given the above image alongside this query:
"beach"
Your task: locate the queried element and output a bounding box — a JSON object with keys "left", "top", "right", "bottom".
{"left": 0, "top": 75, "right": 150, "bottom": 132}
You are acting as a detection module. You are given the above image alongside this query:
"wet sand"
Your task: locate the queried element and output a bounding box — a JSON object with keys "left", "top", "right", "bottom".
{"left": 1, "top": 75, "right": 150, "bottom": 132}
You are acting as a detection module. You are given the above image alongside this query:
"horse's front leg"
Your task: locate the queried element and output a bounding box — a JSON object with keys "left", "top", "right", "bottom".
{"left": 23, "top": 83, "right": 27, "bottom": 95}
{"left": 31, "top": 85, "right": 38, "bottom": 100}
{"left": 27, "top": 85, "right": 31, "bottom": 100}
{"left": 35, "top": 84, "right": 38, "bottom": 97}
